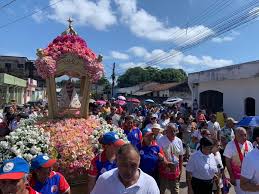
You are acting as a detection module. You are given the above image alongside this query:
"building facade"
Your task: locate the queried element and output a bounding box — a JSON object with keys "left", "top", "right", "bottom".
{"left": 188, "top": 61, "right": 259, "bottom": 120}
{"left": 0, "top": 73, "right": 27, "bottom": 106}
{"left": 24, "top": 78, "right": 37, "bottom": 103}
{"left": 0, "top": 55, "right": 45, "bottom": 87}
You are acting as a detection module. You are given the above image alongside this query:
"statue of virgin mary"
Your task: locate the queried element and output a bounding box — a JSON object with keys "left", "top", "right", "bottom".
{"left": 59, "top": 79, "right": 81, "bottom": 109}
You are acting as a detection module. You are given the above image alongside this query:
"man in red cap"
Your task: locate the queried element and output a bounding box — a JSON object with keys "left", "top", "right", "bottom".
{"left": 0, "top": 157, "right": 39, "bottom": 194}
{"left": 29, "top": 154, "right": 70, "bottom": 194}
{"left": 86, "top": 131, "right": 125, "bottom": 194}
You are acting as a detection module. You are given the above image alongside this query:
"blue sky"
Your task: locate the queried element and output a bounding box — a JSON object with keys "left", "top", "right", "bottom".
{"left": 1, "top": 0, "right": 259, "bottom": 81}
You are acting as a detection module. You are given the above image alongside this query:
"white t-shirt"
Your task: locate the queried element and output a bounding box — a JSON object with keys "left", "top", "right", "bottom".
{"left": 91, "top": 168, "right": 160, "bottom": 194}
{"left": 111, "top": 114, "right": 120, "bottom": 126}
{"left": 186, "top": 150, "right": 218, "bottom": 180}
{"left": 223, "top": 140, "right": 253, "bottom": 159}
{"left": 156, "top": 134, "right": 163, "bottom": 142}
{"left": 192, "top": 130, "right": 202, "bottom": 140}
{"left": 207, "top": 121, "right": 221, "bottom": 139}
{"left": 159, "top": 119, "right": 170, "bottom": 129}
{"left": 241, "top": 147, "right": 259, "bottom": 194}
{"left": 157, "top": 136, "right": 184, "bottom": 162}
{"left": 223, "top": 140, "right": 253, "bottom": 179}
{"left": 213, "top": 152, "right": 223, "bottom": 189}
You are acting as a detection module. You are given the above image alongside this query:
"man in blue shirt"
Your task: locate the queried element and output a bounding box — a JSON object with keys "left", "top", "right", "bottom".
{"left": 123, "top": 115, "right": 142, "bottom": 148}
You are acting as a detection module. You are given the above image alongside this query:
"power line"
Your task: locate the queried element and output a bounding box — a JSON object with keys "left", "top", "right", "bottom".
{"left": 146, "top": 0, "right": 234, "bottom": 66}
{"left": 149, "top": 1, "right": 259, "bottom": 65}
{"left": 146, "top": 1, "right": 259, "bottom": 66}
{"left": 0, "top": 0, "right": 8, "bottom": 5}
{"left": 0, "top": 0, "right": 64, "bottom": 29}
{"left": 0, "top": 0, "right": 16, "bottom": 10}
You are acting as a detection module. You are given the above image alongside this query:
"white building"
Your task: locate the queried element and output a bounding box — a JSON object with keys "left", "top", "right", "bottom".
{"left": 188, "top": 60, "right": 259, "bottom": 120}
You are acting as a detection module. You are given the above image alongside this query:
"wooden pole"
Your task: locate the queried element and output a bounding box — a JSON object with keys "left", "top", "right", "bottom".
{"left": 46, "top": 78, "right": 54, "bottom": 119}
{"left": 80, "top": 77, "right": 91, "bottom": 118}
{"left": 80, "top": 76, "right": 86, "bottom": 97}
{"left": 49, "top": 77, "right": 57, "bottom": 117}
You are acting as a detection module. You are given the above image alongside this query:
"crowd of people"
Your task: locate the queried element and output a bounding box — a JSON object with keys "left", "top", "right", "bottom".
{"left": 1, "top": 98, "right": 259, "bottom": 194}
{"left": 0, "top": 103, "right": 48, "bottom": 138}
{"left": 87, "top": 99, "right": 259, "bottom": 194}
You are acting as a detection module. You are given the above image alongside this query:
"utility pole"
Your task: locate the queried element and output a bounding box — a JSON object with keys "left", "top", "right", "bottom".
{"left": 111, "top": 62, "right": 115, "bottom": 98}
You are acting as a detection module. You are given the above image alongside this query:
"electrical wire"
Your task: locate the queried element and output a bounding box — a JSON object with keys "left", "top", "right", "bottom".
{"left": 147, "top": 0, "right": 253, "bottom": 65}
{"left": 0, "top": 0, "right": 16, "bottom": 10}
{"left": 146, "top": 0, "right": 234, "bottom": 66}
{"left": 146, "top": 1, "right": 259, "bottom": 66}
{"left": 0, "top": 0, "right": 64, "bottom": 29}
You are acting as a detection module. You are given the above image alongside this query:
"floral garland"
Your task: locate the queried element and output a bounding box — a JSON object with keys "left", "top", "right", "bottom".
{"left": 37, "top": 116, "right": 100, "bottom": 178}
{"left": 0, "top": 117, "right": 50, "bottom": 162}
{"left": 89, "top": 118, "right": 129, "bottom": 154}
{"left": 35, "top": 34, "right": 104, "bottom": 82}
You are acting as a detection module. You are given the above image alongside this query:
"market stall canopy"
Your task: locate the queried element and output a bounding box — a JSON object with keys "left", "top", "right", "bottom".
{"left": 237, "top": 116, "right": 259, "bottom": 127}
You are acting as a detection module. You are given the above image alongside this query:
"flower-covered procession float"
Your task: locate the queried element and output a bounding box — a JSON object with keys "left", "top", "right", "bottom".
{"left": 0, "top": 18, "right": 128, "bottom": 185}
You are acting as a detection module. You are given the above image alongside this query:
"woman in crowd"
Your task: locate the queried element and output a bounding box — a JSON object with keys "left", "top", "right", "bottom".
{"left": 182, "top": 116, "right": 197, "bottom": 161}
{"left": 211, "top": 139, "right": 224, "bottom": 194}
{"left": 151, "top": 123, "right": 164, "bottom": 142}
{"left": 159, "top": 112, "right": 170, "bottom": 129}
{"left": 186, "top": 137, "right": 219, "bottom": 194}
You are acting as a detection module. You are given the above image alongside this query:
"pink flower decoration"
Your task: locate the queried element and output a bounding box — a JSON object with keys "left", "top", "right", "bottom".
{"left": 35, "top": 34, "right": 104, "bottom": 82}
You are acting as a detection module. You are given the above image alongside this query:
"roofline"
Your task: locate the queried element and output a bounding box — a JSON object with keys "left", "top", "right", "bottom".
{"left": 0, "top": 55, "right": 30, "bottom": 60}
{"left": 188, "top": 60, "right": 259, "bottom": 75}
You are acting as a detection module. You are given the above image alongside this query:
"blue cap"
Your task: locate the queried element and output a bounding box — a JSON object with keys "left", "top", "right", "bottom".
{"left": 100, "top": 132, "right": 125, "bottom": 146}
{"left": 31, "top": 155, "right": 56, "bottom": 170}
{"left": 0, "top": 157, "right": 29, "bottom": 180}
{"left": 142, "top": 127, "right": 153, "bottom": 136}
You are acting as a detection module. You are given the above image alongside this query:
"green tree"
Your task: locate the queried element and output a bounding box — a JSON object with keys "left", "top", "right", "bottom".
{"left": 117, "top": 66, "right": 187, "bottom": 87}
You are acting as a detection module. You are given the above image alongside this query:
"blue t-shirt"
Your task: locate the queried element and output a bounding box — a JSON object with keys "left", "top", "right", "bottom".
{"left": 30, "top": 171, "right": 70, "bottom": 194}
{"left": 139, "top": 145, "right": 161, "bottom": 175}
{"left": 88, "top": 151, "right": 117, "bottom": 178}
{"left": 124, "top": 128, "right": 142, "bottom": 148}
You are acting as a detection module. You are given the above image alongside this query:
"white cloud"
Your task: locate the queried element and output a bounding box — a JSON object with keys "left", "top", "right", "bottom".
{"left": 249, "top": 7, "right": 259, "bottom": 17}
{"left": 48, "top": 0, "right": 117, "bottom": 30}
{"left": 118, "top": 62, "right": 146, "bottom": 70}
{"left": 128, "top": 46, "right": 150, "bottom": 58}
{"left": 212, "top": 31, "right": 240, "bottom": 43}
{"left": 114, "top": 0, "right": 214, "bottom": 44}
{"left": 32, "top": 8, "right": 45, "bottom": 23}
{"left": 115, "top": 46, "right": 234, "bottom": 72}
{"left": 211, "top": 36, "right": 235, "bottom": 43}
{"left": 110, "top": 51, "right": 129, "bottom": 60}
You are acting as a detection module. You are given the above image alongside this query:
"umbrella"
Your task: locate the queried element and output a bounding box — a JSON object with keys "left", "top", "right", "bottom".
{"left": 145, "top": 99, "right": 155, "bottom": 103}
{"left": 127, "top": 98, "right": 140, "bottom": 103}
{"left": 89, "top": 99, "right": 96, "bottom": 103}
{"left": 117, "top": 96, "right": 126, "bottom": 101}
{"left": 116, "top": 100, "right": 127, "bottom": 106}
{"left": 237, "top": 116, "right": 259, "bottom": 127}
{"left": 163, "top": 97, "right": 183, "bottom": 106}
{"left": 96, "top": 100, "right": 107, "bottom": 105}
